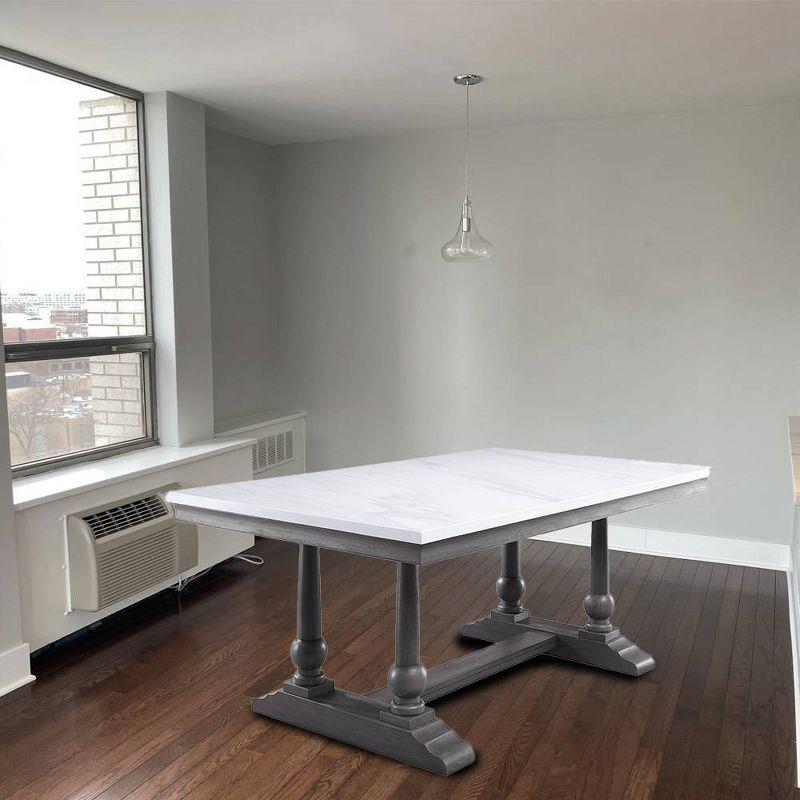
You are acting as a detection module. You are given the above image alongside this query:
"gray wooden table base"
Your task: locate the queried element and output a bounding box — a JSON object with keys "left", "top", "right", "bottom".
{"left": 461, "top": 520, "right": 655, "bottom": 676}
{"left": 250, "top": 517, "right": 654, "bottom": 775}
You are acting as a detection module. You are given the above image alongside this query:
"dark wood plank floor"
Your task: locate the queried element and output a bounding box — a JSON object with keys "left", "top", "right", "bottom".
{"left": 0, "top": 539, "right": 795, "bottom": 800}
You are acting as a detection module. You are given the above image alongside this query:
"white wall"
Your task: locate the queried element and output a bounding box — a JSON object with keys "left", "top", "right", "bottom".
{"left": 0, "top": 333, "right": 33, "bottom": 696}
{"left": 206, "top": 127, "right": 280, "bottom": 424}
{"left": 146, "top": 92, "right": 215, "bottom": 446}
{"left": 268, "top": 101, "right": 800, "bottom": 545}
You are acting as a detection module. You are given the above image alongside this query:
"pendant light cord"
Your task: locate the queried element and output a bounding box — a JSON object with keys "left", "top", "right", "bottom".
{"left": 464, "top": 81, "right": 470, "bottom": 199}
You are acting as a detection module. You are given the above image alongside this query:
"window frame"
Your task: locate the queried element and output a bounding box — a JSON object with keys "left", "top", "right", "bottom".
{"left": 0, "top": 46, "right": 158, "bottom": 477}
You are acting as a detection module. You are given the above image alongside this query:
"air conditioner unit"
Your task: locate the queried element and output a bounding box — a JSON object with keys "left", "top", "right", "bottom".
{"left": 66, "top": 485, "right": 198, "bottom": 611}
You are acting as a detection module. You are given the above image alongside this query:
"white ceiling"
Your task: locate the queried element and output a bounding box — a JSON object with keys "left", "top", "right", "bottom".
{"left": 2, "top": 1, "right": 800, "bottom": 145}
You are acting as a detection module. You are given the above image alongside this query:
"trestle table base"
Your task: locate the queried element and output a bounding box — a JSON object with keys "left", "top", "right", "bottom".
{"left": 251, "top": 519, "right": 653, "bottom": 775}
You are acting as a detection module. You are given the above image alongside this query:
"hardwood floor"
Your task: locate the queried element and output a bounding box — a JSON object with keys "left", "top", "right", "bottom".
{"left": 0, "top": 539, "right": 795, "bottom": 800}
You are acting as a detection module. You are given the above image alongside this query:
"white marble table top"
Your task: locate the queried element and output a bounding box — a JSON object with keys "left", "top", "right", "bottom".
{"left": 167, "top": 448, "right": 709, "bottom": 546}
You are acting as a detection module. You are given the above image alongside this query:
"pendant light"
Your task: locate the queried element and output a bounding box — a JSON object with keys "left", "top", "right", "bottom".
{"left": 441, "top": 74, "right": 493, "bottom": 262}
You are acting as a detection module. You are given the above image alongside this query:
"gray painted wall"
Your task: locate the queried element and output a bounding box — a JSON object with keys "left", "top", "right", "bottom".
{"left": 204, "top": 101, "right": 800, "bottom": 544}
{"left": 267, "top": 101, "right": 800, "bottom": 545}
{"left": 146, "top": 92, "right": 215, "bottom": 446}
{"left": 206, "top": 127, "right": 280, "bottom": 425}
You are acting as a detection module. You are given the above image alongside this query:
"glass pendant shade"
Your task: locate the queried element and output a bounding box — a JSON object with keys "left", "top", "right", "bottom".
{"left": 441, "top": 74, "right": 493, "bottom": 262}
{"left": 441, "top": 197, "right": 493, "bottom": 261}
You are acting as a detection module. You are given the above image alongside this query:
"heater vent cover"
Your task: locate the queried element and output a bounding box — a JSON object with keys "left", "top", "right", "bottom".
{"left": 252, "top": 428, "right": 295, "bottom": 474}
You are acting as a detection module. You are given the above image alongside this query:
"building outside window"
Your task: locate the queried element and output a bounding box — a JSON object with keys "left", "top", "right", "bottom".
{"left": 0, "top": 51, "right": 155, "bottom": 475}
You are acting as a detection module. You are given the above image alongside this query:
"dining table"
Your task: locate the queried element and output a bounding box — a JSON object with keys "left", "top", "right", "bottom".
{"left": 167, "top": 448, "right": 709, "bottom": 775}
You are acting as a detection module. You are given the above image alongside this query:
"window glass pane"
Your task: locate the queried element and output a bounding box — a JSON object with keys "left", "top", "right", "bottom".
{"left": 0, "top": 59, "right": 145, "bottom": 342}
{"left": 5, "top": 353, "right": 146, "bottom": 467}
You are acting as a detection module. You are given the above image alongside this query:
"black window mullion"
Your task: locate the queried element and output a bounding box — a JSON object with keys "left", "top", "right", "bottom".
{"left": 4, "top": 337, "right": 154, "bottom": 363}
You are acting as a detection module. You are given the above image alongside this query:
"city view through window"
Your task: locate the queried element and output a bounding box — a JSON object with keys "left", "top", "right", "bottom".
{"left": 0, "top": 58, "right": 151, "bottom": 469}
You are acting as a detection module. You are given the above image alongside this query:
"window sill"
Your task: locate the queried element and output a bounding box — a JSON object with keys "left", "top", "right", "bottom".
{"left": 13, "top": 439, "right": 255, "bottom": 512}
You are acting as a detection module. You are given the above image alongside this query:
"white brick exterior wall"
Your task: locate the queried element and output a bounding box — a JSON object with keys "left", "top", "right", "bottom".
{"left": 79, "top": 97, "right": 145, "bottom": 446}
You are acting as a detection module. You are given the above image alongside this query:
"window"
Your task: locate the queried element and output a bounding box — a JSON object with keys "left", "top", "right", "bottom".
{"left": 0, "top": 49, "right": 155, "bottom": 475}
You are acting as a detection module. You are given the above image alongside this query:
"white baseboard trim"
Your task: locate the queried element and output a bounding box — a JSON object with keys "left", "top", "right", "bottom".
{"left": 0, "top": 643, "right": 35, "bottom": 699}
{"left": 535, "top": 523, "right": 791, "bottom": 571}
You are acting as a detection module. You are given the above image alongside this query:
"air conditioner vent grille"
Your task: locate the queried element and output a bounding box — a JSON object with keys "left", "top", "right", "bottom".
{"left": 252, "top": 429, "right": 295, "bottom": 474}
{"left": 83, "top": 495, "right": 169, "bottom": 539}
{"left": 97, "top": 527, "right": 179, "bottom": 607}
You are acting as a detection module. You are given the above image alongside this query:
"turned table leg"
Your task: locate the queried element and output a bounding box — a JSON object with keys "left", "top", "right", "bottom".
{"left": 461, "top": 523, "right": 655, "bottom": 676}
{"left": 384, "top": 563, "right": 429, "bottom": 719}
{"left": 253, "top": 549, "right": 473, "bottom": 775}
{"left": 288, "top": 544, "right": 333, "bottom": 696}
{"left": 493, "top": 541, "right": 529, "bottom": 622}
{"left": 583, "top": 519, "right": 615, "bottom": 633}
